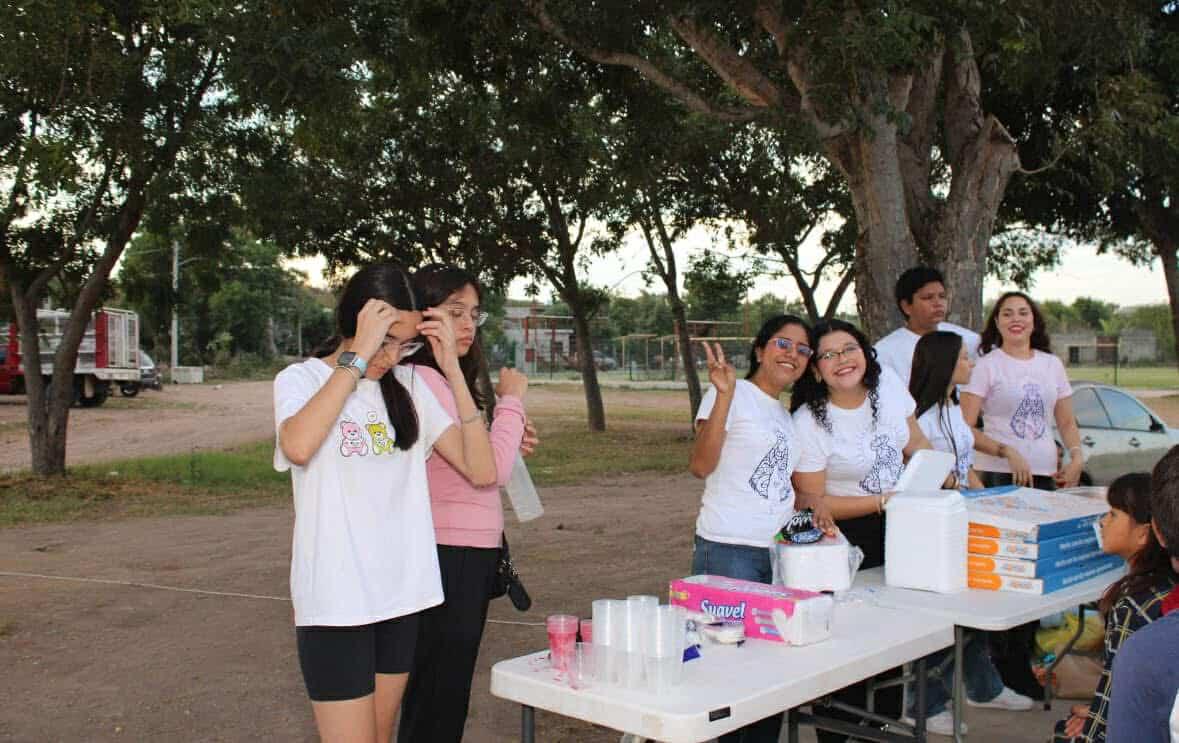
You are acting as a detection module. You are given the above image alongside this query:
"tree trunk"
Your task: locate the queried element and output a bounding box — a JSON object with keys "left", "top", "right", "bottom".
{"left": 1158, "top": 238, "right": 1179, "bottom": 375}
{"left": 668, "top": 293, "right": 701, "bottom": 416}
{"left": 824, "top": 118, "right": 920, "bottom": 338}
{"left": 10, "top": 289, "right": 77, "bottom": 476}
{"left": 569, "top": 304, "right": 606, "bottom": 431}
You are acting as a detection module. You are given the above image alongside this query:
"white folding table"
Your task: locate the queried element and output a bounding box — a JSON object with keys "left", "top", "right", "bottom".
{"left": 490, "top": 599, "right": 954, "bottom": 743}
{"left": 853, "top": 566, "right": 1120, "bottom": 743}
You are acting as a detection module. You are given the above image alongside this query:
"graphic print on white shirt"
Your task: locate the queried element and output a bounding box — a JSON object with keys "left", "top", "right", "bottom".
{"left": 918, "top": 405, "right": 974, "bottom": 486}
{"left": 860, "top": 431, "right": 903, "bottom": 494}
{"left": 749, "top": 429, "right": 794, "bottom": 502}
{"left": 1010, "top": 382, "right": 1048, "bottom": 440}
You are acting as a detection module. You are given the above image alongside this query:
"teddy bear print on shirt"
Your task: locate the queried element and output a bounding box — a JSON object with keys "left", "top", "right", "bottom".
{"left": 339, "top": 419, "right": 369, "bottom": 457}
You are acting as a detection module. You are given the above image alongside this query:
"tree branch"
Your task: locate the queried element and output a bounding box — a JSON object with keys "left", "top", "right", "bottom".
{"left": 752, "top": 1, "right": 790, "bottom": 57}
{"left": 824, "top": 266, "right": 855, "bottom": 319}
{"left": 521, "top": 0, "right": 764, "bottom": 123}
{"left": 668, "top": 13, "right": 784, "bottom": 109}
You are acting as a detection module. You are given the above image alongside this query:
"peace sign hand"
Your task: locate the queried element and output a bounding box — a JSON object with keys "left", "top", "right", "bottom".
{"left": 701, "top": 342, "right": 736, "bottom": 396}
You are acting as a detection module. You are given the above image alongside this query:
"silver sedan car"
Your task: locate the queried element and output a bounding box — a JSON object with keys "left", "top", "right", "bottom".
{"left": 1063, "top": 382, "right": 1179, "bottom": 485}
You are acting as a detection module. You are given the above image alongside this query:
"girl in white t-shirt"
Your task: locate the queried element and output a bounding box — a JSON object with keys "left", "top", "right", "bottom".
{"left": 789, "top": 319, "right": 933, "bottom": 742}
{"left": 910, "top": 330, "right": 1029, "bottom": 490}
{"left": 274, "top": 264, "right": 497, "bottom": 743}
{"left": 689, "top": 315, "right": 823, "bottom": 743}
{"left": 960, "top": 291, "right": 1084, "bottom": 491}
{"left": 908, "top": 331, "right": 1038, "bottom": 731}
{"left": 790, "top": 319, "right": 934, "bottom": 567}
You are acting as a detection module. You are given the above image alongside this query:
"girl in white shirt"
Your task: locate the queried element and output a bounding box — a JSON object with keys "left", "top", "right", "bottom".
{"left": 910, "top": 330, "right": 1029, "bottom": 490}
{"left": 908, "top": 331, "right": 1037, "bottom": 732}
{"left": 274, "top": 264, "right": 497, "bottom": 743}
{"left": 688, "top": 315, "right": 821, "bottom": 743}
{"left": 789, "top": 319, "right": 933, "bottom": 743}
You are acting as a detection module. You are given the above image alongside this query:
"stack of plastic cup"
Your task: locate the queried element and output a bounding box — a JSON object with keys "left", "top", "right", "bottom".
{"left": 579, "top": 619, "right": 593, "bottom": 644}
{"left": 591, "top": 599, "right": 626, "bottom": 686}
{"left": 624, "top": 595, "right": 658, "bottom": 689}
{"left": 645, "top": 605, "right": 686, "bottom": 693}
{"left": 546, "top": 614, "right": 579, "bottom": 682}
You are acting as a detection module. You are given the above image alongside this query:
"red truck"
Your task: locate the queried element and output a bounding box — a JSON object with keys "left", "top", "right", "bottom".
{"left": 0, "top": 308, "right": 141, "bottom": 407}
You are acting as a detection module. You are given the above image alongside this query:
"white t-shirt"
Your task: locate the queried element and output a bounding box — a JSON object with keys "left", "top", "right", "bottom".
{"left": 917, "top": 403, "right": 974, "bottom": 487}
{"left": 695, "top": 380, "right": 800, "bottom": 547}
{"left": 274, "top": 359, "right": 452, "bottom": 627}
{"left": 793, "top": 368, "right": 916, "bottom": 497}
{"left": 962, "top": 348, "right": 1072, "bottom": 476}
{"left": 874, "top": 322, "right": 982, "bottom": 388}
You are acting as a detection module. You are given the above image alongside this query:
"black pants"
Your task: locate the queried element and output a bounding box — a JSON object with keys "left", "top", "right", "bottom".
{"left": 814, "top": 513, "right": 903, "bottom": 742}
{"left": 977, "top": 471, "right": 1055, "bottom": 700}
{"left": 398, "top": 544, "right": 499, "bottom": 743}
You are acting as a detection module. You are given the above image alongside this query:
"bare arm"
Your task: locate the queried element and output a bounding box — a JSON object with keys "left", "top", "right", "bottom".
{"left": 1054, "top": 396, "right": 1084, "bottom": 487}
{"left": 903, "top": 414, "right": 932, "bottom": 458}
{"left": 279, "top": 300, "right": 395, "bottom": 465}
{"left": 792, "top": 470, "right": 882, "bottom": 521}
{"left": 689, "top": 343, "right": 736, "bottom": 479}
{"left": 421, "top": 308, "right": 496, "bottom": 486}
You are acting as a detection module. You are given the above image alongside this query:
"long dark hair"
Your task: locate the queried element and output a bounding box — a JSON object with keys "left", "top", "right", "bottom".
{"left": 979, "top": 291, "right": 1052, "bottom": 355}
{"left": 1099, "top": 472, "right": 1178, "bottom": 615}
{"left": 789, "top": 319, "right": 881, "bottom": 433}
{"left": 313, "top": 263, "right": 421, "bottom": 451}
{"left": 404, "top": 263, "right": 487, "bottom": 409}
{"left": 746, "top": 314, "right": 810, "bottom": 381}
{"left": 910, "top": 331, "right": 963, "bottom": 419}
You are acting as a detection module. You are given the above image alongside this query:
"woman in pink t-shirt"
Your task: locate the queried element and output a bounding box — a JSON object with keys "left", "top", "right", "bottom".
{"left": 397, "top": 264, "right": 536, "bottom": 743}
{"left": 960, "top": 291, "right": 1084, "bottom": 491}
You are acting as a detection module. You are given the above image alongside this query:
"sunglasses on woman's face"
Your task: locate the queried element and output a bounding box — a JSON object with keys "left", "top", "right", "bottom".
{"left": 769, "top": 337, "right": 813, "bottom": 357}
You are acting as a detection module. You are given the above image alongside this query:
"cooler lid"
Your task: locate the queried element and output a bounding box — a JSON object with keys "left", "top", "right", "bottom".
{"left": 886, "top": 489, "right": 966, "bottom": 512}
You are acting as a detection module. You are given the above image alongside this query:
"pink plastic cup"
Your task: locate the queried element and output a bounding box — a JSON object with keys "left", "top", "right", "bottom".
{"left": 579, "top": 619, "right": 593, "bottom": 644}
{"left": 547, "top": 614, "right": 579, "bottom": 680}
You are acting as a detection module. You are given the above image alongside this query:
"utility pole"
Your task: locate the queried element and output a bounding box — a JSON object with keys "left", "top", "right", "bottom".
{"left": 171, "top": 240, "right": 179, "bottom": 382}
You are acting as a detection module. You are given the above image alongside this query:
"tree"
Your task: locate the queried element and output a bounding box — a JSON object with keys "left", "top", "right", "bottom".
{"left": 1, "top": 3, "right": 232, "bottom": 474}
{"left": 997, "top": 3, "right": 1179, "bottom": 372}
{"left": 521, "top": 0, "right": 1134, "bottom": 337}
{"left": 684, "top": 252, "right": 754, "bottom": 322}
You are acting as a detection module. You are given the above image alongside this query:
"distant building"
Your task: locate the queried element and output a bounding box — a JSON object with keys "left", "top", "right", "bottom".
{"left": 1057, "top": 329, "right": 1159, "bottom": 365}
{"left": 502, "top": 305, "right": 576, "bottom": 371}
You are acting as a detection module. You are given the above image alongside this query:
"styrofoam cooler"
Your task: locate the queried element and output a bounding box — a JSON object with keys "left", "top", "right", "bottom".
{"left": 773, "top": 532, "right": 853, "bottom": 592}
{"left": 885, "top": 489, "right": 968, "bottom": 593}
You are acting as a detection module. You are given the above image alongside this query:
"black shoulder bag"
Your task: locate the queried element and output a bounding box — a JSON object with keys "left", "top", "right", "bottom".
{"left": 490, "top": 533, "right": 532, "bottom": 612}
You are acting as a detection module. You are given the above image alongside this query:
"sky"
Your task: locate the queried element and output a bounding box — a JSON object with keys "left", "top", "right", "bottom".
{"left": 288, "top": 225, "right": 1167, "bottom": 311}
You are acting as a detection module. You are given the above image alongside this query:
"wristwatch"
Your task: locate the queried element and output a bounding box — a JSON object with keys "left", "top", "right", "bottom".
{"left": 336, "top": 351, "right": 367, "bottom": 377}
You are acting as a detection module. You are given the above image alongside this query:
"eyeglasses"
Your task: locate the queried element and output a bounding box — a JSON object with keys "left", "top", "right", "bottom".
{"left": 445, "top": 305, "right": 489, "bottom": 328}
{"left": 769, "top": 338, "right": 813, "bottom": 357}
{"left": 815, "top": 344, "right": 862, "bottom": 363}
{"left": 383, "top": 339, "right": 423, "bottom": 358}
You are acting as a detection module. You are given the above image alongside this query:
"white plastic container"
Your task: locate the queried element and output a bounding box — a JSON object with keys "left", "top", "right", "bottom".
{"left": 504, "top": 453, "right": 544, "bottom": 522}
{"left": 884, "top": 489, "right": 968, "bottom": 593}
{"left": 773, "top": 533, "right": 853, "bottom": 592}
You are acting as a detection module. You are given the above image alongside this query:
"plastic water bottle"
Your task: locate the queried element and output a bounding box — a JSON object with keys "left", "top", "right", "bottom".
{"left": 505, "top": 452, "right": 543, "bottom": 522}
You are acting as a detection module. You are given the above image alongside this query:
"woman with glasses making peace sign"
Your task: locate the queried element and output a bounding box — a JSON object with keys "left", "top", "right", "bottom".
{"left": 274, "top": 264, "right": 497, "bottom": 743}
{"left": 397, "top": 264, "right": 537, "bottom": 743}
{"left": 688, "top": 315, "right": 829, "bottom": 743}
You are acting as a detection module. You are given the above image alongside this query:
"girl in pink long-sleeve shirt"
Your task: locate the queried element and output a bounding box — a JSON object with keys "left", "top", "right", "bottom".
{"left": 398, "top": 264, "right": 534, "bottom": 743}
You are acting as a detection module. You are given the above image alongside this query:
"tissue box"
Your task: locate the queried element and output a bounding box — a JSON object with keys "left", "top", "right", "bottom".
{"left": 668, "top": 575, "right": 833, "bottom": 645}
{"left": 772, "top": 532, "right": 853, "bottom": 592}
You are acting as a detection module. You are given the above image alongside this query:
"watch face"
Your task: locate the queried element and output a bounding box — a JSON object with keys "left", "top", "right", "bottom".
{"left": 337, "top": 351, "right": 358, "bottom": 367}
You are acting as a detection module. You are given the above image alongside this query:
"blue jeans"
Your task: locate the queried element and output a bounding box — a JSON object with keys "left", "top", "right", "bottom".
{"left": 691, "top": 536, "right": 781, "bottom": 743}
{"left": 908, "top": 631, "right": 1005, "bottom": 717}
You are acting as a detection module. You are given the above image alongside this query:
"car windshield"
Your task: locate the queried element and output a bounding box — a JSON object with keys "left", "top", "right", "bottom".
{"left": 140, "top": 351, "right": 154, "bottom": 367}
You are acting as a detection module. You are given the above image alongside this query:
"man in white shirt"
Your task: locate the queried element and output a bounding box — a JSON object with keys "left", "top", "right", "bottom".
{"left": 874, "top": 266, "right": 981, "bottom": 387}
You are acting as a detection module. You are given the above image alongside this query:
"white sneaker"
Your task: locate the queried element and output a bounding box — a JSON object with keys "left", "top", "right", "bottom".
{"left": 901, "top": 711, "right": 967, "bottom": 737}
{"left": 966, "top": 685, "right": 1036, "bottom": 711}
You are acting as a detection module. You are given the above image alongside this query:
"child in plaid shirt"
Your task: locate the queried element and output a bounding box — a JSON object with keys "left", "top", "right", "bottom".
{"left": 1053, "top": 473, "right": 1177, "bottom": 742}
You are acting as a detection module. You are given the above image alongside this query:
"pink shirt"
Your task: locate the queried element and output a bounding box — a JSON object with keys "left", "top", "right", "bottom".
{"left": 412, "top": 365, "right": 526, "bottom": 548}
{"left": 963, "top": 348, "right": 1072, "bottom": 476}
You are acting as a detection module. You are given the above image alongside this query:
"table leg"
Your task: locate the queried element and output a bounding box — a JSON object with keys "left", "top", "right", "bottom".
{"left": 521, "top": 705, "right": 535, "bottom": 743}
{"left": 1044, "top": 604, "right": 1087, "bottom": 711}
{"left": 915, "top": 656, "right": 927, "bottom": 741}
{"left": 788, "top": 708, "right": 800, "bottom": 743}
{"left": 953, "top": 625, "right": 965, "bottom": 743}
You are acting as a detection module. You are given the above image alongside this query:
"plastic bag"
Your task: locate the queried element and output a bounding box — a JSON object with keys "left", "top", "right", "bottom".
{"left": 1035, "top": 609, "right": 1104, "bottom": 656}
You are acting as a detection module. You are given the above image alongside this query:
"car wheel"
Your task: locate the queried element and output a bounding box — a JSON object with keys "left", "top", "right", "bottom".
{"left": 120, "top": 382, "right": 140, "bottom": 398}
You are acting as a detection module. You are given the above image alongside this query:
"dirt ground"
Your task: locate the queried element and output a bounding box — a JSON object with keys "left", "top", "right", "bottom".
{"left": 2, "top": 382, "right": 1179, "bottom": 741}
